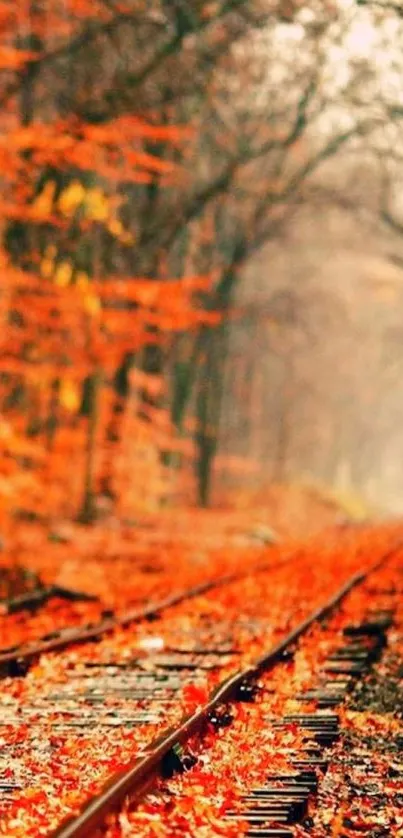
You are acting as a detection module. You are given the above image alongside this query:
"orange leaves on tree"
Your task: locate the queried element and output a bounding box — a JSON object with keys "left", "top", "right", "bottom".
{"left": 59, "top": 379, "right": 81, "bottom": 413}
{"left": 0, "top": 0, "right": 215, "bottom": 525}
{"left": 0, "top": 46, "right": 38, "bottom": 70}
{"left": 0, "top": 415, "right": 43, "bottom": 533}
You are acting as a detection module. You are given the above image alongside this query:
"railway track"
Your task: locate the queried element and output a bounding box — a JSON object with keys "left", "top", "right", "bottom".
{"left": 0, "top": 547, "right": 314, "bottom": 836}
{"left": 0, "top": 555, "right": 283, "bottom": 676}
{"left": 44, "top": 540, "right": 402, "bottom": 838}
{"left": 92, "top": 546, "right": 402, "bottom": 838}
{"left": 0, "top": 565, "right": 42, "bottom": 602}
{"left": 0, "top": 524, "right": 388, "bottom": 676}
{"left": 0, "top": 529, "right": 398, "bottom": 836}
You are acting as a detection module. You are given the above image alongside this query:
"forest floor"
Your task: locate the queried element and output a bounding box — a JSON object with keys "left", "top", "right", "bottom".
{"left": 1, "top": 481, "right": 377, "bottom": 601}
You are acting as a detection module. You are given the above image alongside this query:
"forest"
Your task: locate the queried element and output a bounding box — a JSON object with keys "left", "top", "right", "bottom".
{"left": 3, "top": 0, "right": 403, "bottom": 537}
{"left": 0, "top": 4, "right": 402, "bottom": 838}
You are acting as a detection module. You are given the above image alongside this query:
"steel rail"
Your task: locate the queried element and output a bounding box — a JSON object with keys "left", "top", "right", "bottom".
{"left": 50, "top": 539, "right": 403, "bottom": 838}
{"left": 0, "top": 584, "right": 99, "bottom": 616}
{"left": 0, "top": 553, "right": 291, "bottom": 672}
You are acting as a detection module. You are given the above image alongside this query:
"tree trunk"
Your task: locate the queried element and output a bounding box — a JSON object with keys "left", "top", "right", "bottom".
{"left": 78, "top": 370, "right": 102, "bottom": 523}
{"left": 194, "top": 319, "right": 229, "bottom": 506}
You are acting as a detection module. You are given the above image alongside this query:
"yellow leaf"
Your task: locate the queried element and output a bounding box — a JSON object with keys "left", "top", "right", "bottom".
{"left": 59, "top": 379, "right": 80, "bottom": 412}
{"left": 54, "top": 261, "right": 73, "bottom": 287}
{"left": 107, "top": 218, "right": 134, "bottom": 245}
{"left": 31, "top": 181, "right": 56, "bottom": 219}
{"left": 85, "top": 188, "right": 109, "bottom": 222}
{"left": 108, "top": 218, "right": 123, "bottom": 237}
{"left": 40, "top": 258, "right": 54, "bottom": 278}
{"left": 58, "top": 180, "right": 85, "bottom": 216}
{"left": 83, "top": 293, "right": 101, "bottom": 316}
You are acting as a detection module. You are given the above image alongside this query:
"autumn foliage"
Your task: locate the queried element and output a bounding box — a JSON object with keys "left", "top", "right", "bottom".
{"left": 0, "top": 1, "right": 227, "bottom": 530}
{"left": 2, "top": 0, "right": 399, "bottom": 530}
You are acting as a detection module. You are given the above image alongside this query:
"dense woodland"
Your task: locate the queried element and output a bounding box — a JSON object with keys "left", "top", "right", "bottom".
{"left": 2, "top": 0, "right": 403, "bottom": 533}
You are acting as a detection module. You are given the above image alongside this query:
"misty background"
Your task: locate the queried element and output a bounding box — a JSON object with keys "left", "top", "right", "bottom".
{"left": 211, "top": 4, "right": 403, "bottom": 515}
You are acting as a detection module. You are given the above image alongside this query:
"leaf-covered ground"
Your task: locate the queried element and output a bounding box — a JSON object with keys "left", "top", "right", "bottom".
{"left": 0, "top": 519, "right": 399, "bottom": 835}
{"left": 102, "top": 552, "right": 403, "bottom": 838}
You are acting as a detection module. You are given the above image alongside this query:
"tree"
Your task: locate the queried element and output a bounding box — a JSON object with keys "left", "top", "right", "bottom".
{"left": 0, "top": 1, "right": 219, "bottom": 523}
{"left": 3, "top": 0, "right": 403, "bottom": 517}
{"left": 160, "top": 3, "right": 403, "bottom": 502}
